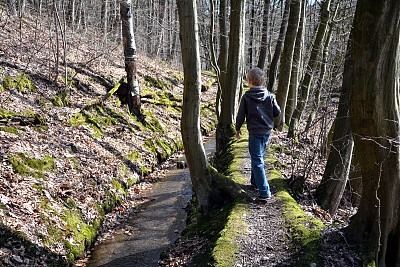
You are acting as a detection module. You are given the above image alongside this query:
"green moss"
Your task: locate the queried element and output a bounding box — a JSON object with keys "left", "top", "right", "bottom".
{"left": 106, "top": 81, "right": 121, "bottom": 99}
{"left": 33, "top": 183, "right": 44, "bottom": 194}
{"left": 170, "top": 72, "right": 184, "bottom": 85}
{"left": 140, "top": 87, "right": 156, "bottom": 98}
{"left": 61, "top": 70, "right": 76, "bottom": 88}
{"left": 69, "top": 104, "right": 120, "bottom": 138}
{"left": 144, "top": 75, "right": 172, "bottom": 90}
{"left": 123, "top": 158, "right": 148, "bottom": 177}
{"left": 0, "top": 126, "right": 19, "bottom": 135}
{"left": 268, "top": 158, "right": 325, "bottom": 266}
{"left": 111, "top": 178, "right": 125, "bottom": 192}
{"left": 2, "top": 72, "right": 37, "bottom": 93}
{"left": 61, "top": 210, "right": 98, "bottom": 262}
{"left": 9, "top": 153, "right": 56, "bottom": 178}
{"left": 157, "top": 138, "right": 173, "bottom": 155}
{"left": 125, "top": 151, "right": 142, "bottom": 162}
{"left": 0, "top": 109, "right": 15, "bottom": 122}
{"left": 0, "top": 203, "right": 8, "bottom": 212}
{"left": 69, "top": 113, "right": 86, "bottom": 126}
{"left": 202, "top": 77, "right": 217, "bottom": 92}
{"left": 115, "top": 97, "right": 122, "bottom": 107}
{"left": 201, "top": 70, "right": 216, "bottom": 77}
{"left": 177, "top": 135, "right": 248, "bottom": 266}
{"left": 39, "top": 198, "right": 54, "bottom": 211}
{"left": 102, "top": 188, "right": 124, "bottom": 213}
{"left": 183, "top": 203, "right": 235, "bottom": 265}
{"left": 200, "top": 102, "right": 217, "bottom": 135}
{"left": 0, "top": 109, "right": 47, "bottom": 130}
{"left": 141, "top": 87, "right": 182, "bottom": 113}
{"left": 166, "top": 105, "right": 180, "bottom": 114}
{"left": 85, "top": 115, "right": 104, "bottom": 138}
{"left": 37, "top": 98, "right": 49, "bottom": 110}
{"left": 211, "top": 204, "right": 248, "bottom": 267}
{"left": 158, "top": 91, "right": 182, "bottom": 110}
{"left": 64, "top": 198, "right": 77, "bottom": 209}
{"left": 144, "top": 137, "right": 177, "bottom": 163}
{"left": 52, "top": 90, "right": 70, "bottom": 107}
{"left": 142, "top": 110, "right": 165, "bottom": 133}
{"left": 144, "top": 139, "right": 160, "bottom": 161}
{"left": 69, "top": 157, "right": 80, "bottom": 170}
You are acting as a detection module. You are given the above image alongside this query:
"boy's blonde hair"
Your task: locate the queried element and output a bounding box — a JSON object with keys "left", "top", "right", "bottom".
{"left": 247, "top": 67, "right": 265, "bottom": 86}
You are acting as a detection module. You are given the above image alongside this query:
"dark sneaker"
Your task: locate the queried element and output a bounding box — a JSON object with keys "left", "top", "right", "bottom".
{"left": 250, "top": 183, "right": 258, "bottom": 191}
{"left": 257, "top": 195, "right": 271, "bottom": 203}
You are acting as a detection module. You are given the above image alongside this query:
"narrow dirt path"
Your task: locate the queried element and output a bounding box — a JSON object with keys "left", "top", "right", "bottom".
{"left": 235, "top": 150, "right": 295, "bottom": 266}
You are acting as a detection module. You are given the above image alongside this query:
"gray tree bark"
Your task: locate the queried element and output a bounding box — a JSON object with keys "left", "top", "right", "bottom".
{"left": 216, "top": 0, "right": 229, "bottom": 120}
{"left": 304, "top": 13, "right": 336, "bottom": 133}
{"left": 177, "top": 0, "right": 247, "bottom": 213}
{"left": 247, "top": 0, "right": 256, "bottom": 67}
{"left": 257, "top": 0, "right": 271, "bottom": 70}
{"left": 177, "top": 0, "right": 211, "bottom": 213}
{"left": 267, "top": 0, "right": 290, "bottom": 91}
{"left": 102, "top": 0, "right": 108, "bottom": 41}
{"left": 120, "top": 0, "right": 142, "bottom": 119}
{"left": 216, "top": 0, "right": 245, "bottom": 153}
{"left": 209, "top": 0, "right": 222, "bottom": 120}
{"left": 316, "top": 34, "right": 353, "bottom": 215}
{"left": 274, "top": 0, "right": 301, "bottom": 130}
{"left": 285, "top": 0, "right": 305, "bottom": 124}
{"left": 346, "top": 0, "right": 400, "bottom": 265}
{"left": 287, "top": 0, "right": 333, "bottom": 137}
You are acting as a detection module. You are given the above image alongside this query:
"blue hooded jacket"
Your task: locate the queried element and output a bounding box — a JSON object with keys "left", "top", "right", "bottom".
{"left": 235, "top": 87, "right": 281, "bottom": 135}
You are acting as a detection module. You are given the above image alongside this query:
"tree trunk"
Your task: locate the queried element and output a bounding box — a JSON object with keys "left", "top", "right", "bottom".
{"left": 316, "top": 34, "right": 353, "bottom": 215}
{"left": 102, "top": 0, "right": 108, "bottom": 41}
{"left": 120, "top": 0, "right": 142, "bottom": 119}
{"left": 247, "top": 0, "right": 255, "bottom": 67}
{"left": 305, "top": 3, "right": 340, "bottom": 132}
{"left": 257, "top": 0, "right": 271, "bottom": 70}
{"left": 274, "top": 0, "right": 301, "bottom": 130}
{"left": 285, "top": 0, "right": 305, "bottom": 124}
{"left": 216, "top": 0, "right": 245, "bottom": 153}
{"left": 67, "top": 0, "right": 76, "bottom": 30}
{"left": 349, "top": 149, "right": 362, "bottom": 207}
{"left": 267, "top": 0, "right": 290, "bottom": 91}
{"left": 305, "top": 10, "right": 336, "bottom": 133}
{"left": 209, "top": 0, "right": 222, "bottom": 120}
{"left": 216, "top": 0, "right": 229, "bottom": 119}
{"left": 346, "top": 0, "right": 400, "bottom": 265}
{"left": 177, "top": 0, "right": 246, "bottom": 213}
{"left": 8, "top": 0, "right": 17, "bottom": 16}
{"left": 287, "top": 0, "right": 333, "bottom": 137}
{"left": 17, "top": 0, "right": 26, "bottom": 17}
{"left": 177, "top": 0, "right": 212, "bottom": 213}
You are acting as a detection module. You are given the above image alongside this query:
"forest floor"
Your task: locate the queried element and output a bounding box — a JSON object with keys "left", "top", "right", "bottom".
{"left": 0, "top": 12, "right": 364, "bottom": 267}
{"left": 160, "top": 131, "right": 363, "bottom": 267}
{"left": 0, "top": 12, "right": 217, "bottom": 266}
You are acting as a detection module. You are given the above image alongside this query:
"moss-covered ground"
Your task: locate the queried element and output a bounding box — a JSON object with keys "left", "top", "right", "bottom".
{"left": 179, "top": 129, "right": 326, "bottom": 266}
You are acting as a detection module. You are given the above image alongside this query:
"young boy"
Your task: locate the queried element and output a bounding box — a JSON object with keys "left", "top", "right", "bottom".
{"left": 235, "top": 67, "right": 281, "bottom": 202}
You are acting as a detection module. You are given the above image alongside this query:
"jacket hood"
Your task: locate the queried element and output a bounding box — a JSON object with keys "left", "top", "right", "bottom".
{"left": 245, "top": 87, "right": 271, "bottom": 101}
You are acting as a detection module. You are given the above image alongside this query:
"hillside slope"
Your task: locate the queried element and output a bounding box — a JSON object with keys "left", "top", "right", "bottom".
{"left": 0, "top": 13, "right": 216, "bottom": 265}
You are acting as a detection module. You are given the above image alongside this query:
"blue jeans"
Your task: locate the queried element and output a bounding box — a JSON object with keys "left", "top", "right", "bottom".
{"left": 249, "top": 134, "right": 271, "bottom": 197}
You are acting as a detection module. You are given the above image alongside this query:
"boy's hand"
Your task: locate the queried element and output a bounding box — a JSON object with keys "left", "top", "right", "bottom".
{"left": 235, "top": 130, "right": 241, "bottom": 139}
